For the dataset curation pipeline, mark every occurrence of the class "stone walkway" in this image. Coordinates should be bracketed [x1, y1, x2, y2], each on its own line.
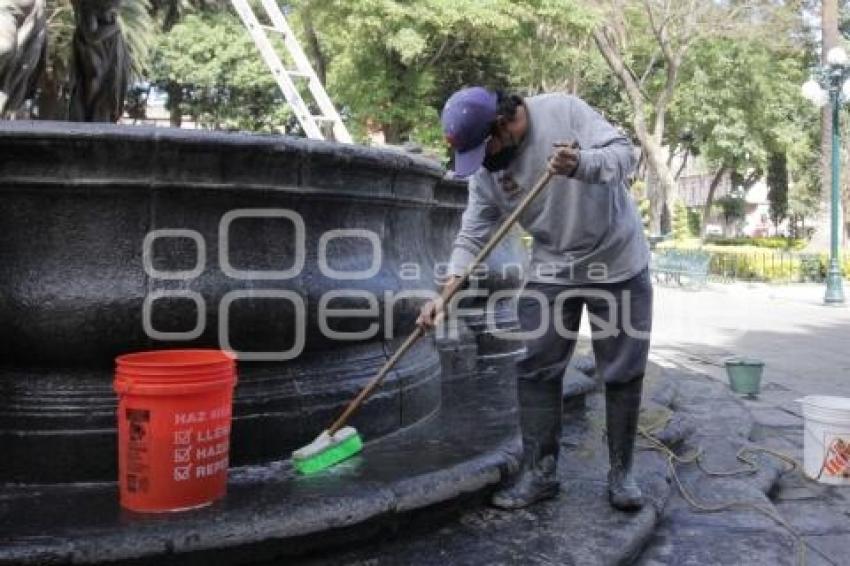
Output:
[299, 354, 850, 566]
[644, 282, 850, 566]
[650, 282, 850, 398]
[639, 359, 850, 566]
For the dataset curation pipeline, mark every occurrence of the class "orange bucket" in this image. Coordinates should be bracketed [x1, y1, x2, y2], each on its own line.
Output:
[114, 349, 237, 513]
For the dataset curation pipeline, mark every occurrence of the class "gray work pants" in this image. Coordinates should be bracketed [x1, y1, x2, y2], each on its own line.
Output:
[515, 267, 653, 387]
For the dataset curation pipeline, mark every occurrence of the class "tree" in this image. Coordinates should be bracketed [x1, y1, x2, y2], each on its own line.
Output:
[592, 0, 706, 235]
[767, 152, 789, 234]
[150, 10, 293, 131]
[668, 35, 815, 239]
[504, 0, 599, 95]
[716, 193, 747, 236]
[591, 0, 801, 235]
[298, 1, 597, 148]
[148, 0, 227, 126]
[300, 1, 521, 146]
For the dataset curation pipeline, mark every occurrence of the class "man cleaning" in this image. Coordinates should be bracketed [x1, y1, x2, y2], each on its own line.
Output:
[417, 87, 652, 511]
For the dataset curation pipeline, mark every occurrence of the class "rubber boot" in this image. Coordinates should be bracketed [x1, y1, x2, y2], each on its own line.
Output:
[605, 375, 644, 511]
[491, 372, 562, 510]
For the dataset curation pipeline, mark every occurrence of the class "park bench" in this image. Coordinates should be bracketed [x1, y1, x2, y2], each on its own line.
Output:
[650, 250, 711, 288]
[798, 253, 822, 282]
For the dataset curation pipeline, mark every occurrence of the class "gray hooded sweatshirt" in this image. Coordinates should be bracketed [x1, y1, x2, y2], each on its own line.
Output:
[447, 93, 650, 285]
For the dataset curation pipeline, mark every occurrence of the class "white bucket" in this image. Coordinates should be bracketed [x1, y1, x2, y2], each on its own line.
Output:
[797, 396, 850, 485]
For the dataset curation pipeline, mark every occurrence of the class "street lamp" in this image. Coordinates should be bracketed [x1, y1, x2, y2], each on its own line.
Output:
[801, 45, 847, 305]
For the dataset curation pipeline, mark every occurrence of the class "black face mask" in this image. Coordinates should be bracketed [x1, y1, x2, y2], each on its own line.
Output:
[483, 144, 518, 172]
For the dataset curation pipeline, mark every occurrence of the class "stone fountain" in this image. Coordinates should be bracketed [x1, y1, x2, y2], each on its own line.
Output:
[0, 121, 529, 564]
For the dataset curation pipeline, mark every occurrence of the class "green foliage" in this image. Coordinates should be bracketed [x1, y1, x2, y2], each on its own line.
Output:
[302, 0, 515, 146]
[149, 1, 228, 31]
[710, 252, 850, 282]
[300, 0, 597, 149]
[767, 152, 789, 228]
[686, 208, 701, 238]
[150, 11, 293, 131]
[672, 200, 689, 241]
[660, 247, 850, 282]
[671, 38, 815, 173]
[667, 34, 820, 222]
[637, 197, 651, 234]
[715, 195, 746, 222]
[117, 0, 156, 79]
[709, 251, 800, 281]
[506, 1, 600, 92]
[44, 1, 76, 92]
[705, 236, 807, 250]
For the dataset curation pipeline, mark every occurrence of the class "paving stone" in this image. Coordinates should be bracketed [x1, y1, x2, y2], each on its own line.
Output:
[799, 550, 840, 566]
[637, 525, 798, 566]
[634, 366, 810, 566]
[773, 500, 850, 536]
[563, 367, 598, 399]
[303, 364, 811, 566]
[571, 354, 597, 377]
[773, 485, 832, 502]
[749, 407, 803, 428]
[802, 533, 850, 566]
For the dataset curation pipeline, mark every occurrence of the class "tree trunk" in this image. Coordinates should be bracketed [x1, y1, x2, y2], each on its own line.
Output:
[593, 27, 678, 235]
[302, 6, 327, 86]
[701, 166, 727, 240]
[641, 139, 678, 235]
[36, 71, 63, 120]
[167, 81, 182, 128]
[674, 150, 689, 180]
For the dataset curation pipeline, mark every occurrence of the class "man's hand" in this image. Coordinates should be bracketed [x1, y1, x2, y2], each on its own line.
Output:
[548, 141, 581, 176]
[416, 297, 446, 330]
[416, 276, 462, 330]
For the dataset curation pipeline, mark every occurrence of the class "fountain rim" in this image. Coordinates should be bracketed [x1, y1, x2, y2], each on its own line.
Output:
[0, 120, 448, 179]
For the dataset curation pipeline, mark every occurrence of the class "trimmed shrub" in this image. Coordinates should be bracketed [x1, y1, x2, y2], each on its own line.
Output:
[705, 236, 806, 250]
[672, 200, 689, 242]
[659, 245, 849, 282]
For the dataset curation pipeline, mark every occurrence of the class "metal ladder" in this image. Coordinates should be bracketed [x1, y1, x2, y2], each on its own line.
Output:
[230, 0, 352, 143]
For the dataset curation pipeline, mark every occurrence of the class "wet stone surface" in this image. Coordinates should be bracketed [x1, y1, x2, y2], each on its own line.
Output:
[297, 363, 679, 566]
[299, 365, 850, 566]
[0, 361, 520, 565]
[5, 357, 849, 565]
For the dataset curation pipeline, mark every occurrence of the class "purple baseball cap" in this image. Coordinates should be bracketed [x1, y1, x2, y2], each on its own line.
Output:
[441, 87, 498, 177]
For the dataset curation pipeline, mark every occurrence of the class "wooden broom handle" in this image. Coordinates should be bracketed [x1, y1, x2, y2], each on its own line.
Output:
[328, 169, 556, 435]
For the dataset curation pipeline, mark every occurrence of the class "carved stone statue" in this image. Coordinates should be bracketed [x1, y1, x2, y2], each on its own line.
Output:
[0, 0, 47, 116]
[68, 0, 128, 122]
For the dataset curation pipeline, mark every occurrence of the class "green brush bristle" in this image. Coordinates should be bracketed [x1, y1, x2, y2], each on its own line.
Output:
[293, 431, 363, 474]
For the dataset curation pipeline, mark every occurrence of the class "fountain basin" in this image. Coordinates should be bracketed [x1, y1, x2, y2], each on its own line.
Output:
[0, 122, 520, 483]
[0, 121, 532, 564]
